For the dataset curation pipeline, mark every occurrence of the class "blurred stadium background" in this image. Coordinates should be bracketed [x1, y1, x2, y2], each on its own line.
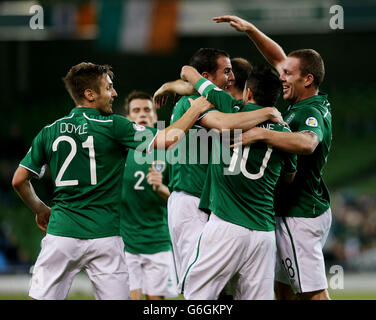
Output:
[0, 0, 375, 299]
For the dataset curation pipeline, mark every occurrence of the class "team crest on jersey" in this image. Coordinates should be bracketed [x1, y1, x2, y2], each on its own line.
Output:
[133, 123, 146, 131]
[305, 117, 318, 127]
[152, 160, 166, 173]
[285, 113, 295, 124]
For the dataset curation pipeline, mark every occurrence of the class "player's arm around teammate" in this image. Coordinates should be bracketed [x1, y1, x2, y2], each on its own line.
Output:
[214, 15, 332, 301]
[153, 66, 285, 133]
[180, 65, 286, 131]
[11, 63, 210, 300]
[212, 15, 319, 155]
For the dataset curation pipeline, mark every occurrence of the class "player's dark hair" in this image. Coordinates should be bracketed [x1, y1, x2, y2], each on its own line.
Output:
[246, 65, 282, 107]
[231, 57, 253, 92]
[288, 49, 325, 88]
[124, 90, 154, 115]
[189, 48, 230, 75]
[63, 62, 114, 104]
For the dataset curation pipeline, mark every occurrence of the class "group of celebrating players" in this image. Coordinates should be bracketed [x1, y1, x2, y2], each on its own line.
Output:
[12, 16, 332, 300]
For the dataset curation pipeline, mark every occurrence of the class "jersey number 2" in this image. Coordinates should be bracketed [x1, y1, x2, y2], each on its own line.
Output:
[52, 135, 97, 186]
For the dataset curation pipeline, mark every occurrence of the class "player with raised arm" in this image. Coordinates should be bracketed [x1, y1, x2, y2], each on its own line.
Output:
[180, 64, 297, 300]
[11, 62, 212, 300]
[154, 49, 285, 291]
[120, 90, 177, 300]
[214, 15, 333, 300]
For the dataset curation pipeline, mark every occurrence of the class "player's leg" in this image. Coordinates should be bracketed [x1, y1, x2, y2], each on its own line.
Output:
[182, 214, 243, 300]
[124, 251, 144, 300]
[275, 209, 332, 300]
[236, 230, 276, 300]
[142, 251, 178, 300]
[274, 236, 296, 300]
[167, 191, 208, 290]
[85, 236, 129, 300]
[29, 234, 83, 300]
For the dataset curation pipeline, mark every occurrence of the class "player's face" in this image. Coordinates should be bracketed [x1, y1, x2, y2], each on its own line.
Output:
[208, 56, 234, 90]
[280, 57, 306, 103]
[96, 74, 117, 115]
[127, 98, 157, 127]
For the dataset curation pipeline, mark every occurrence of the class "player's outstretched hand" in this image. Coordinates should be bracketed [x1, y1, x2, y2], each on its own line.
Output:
[153, 83, 176, 109]
[35, 207, 51, 232]
[212, 15, 253, 32]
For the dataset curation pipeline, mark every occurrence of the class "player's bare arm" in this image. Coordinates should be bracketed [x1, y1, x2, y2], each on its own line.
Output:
[181, 65, 286, 130]
[199, 107, 284, 132]
[12, 166, 51, 231]
[146, 168, 170, 202]
[153, 80, 195, 108]
[212, 15, 286, 74]
[153, 96, 211, 149]
[234, 127, 319, 155]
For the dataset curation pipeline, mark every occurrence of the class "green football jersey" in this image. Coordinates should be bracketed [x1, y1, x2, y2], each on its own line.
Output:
[168, 91, 242, 198]
[20, 107, 157, 239]
[120, 148, 171, 254]
[199, 104, 297, 231]
[167, 94, 208, 197]
[275, 93, 332, 218]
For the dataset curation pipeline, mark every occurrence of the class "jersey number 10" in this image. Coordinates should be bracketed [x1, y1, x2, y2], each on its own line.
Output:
[52, 135, 97, 187]
[227, 145, 273, 179]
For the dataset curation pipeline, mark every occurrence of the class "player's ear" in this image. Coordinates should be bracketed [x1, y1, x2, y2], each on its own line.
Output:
[304, 74, 314, 87]
[201, 71, 210, 80]
[84, 88, 96, 102]
[246, 87, 253, 101]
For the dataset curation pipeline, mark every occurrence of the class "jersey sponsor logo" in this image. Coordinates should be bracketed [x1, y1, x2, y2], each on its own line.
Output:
[133, 123, 146, 131]
[305, 117, 318, 127]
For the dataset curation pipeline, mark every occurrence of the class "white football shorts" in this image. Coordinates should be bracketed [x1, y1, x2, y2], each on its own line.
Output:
[124, 250, 178, 298]
[182, 213, 276, 300]
[274, 208, 332, 294]
[29, 234, 129, 300]
[167, 190, 209, 291]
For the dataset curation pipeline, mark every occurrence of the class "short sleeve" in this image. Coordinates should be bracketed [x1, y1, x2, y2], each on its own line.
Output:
[294, 107, 324, 142]
[113, 115, 158, 153]
[194, 78, 239, 114]
[19, 129, 47, 178]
